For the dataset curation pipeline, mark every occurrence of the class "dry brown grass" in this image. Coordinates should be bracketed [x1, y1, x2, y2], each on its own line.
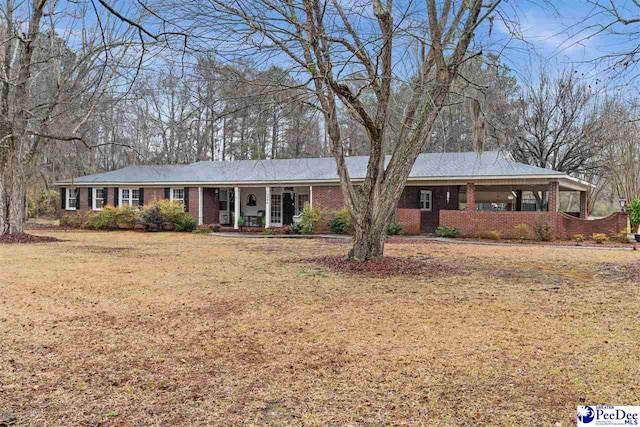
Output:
[1, 231, 639, 426]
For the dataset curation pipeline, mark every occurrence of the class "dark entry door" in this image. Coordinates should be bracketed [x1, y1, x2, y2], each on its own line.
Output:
[282, 192, 295, 225]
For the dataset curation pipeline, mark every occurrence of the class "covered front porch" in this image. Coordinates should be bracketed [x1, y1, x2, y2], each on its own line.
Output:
[199, 186, 311, 229]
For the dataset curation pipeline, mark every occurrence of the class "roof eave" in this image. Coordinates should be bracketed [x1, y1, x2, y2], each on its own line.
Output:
[54, 173, 592, 188]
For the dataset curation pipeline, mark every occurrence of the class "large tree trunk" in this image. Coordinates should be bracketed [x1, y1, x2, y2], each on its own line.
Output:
[0, 168, 7, 234]
[4, 143, 26, 234]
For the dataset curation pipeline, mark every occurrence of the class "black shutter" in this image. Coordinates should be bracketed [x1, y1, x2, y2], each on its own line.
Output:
[114, 187, 119, 207]
[416, 189, 422, 209]
[61, 188, 66, 209]
[184, 187, 189, 212]
[164, 188, 170, 199]
[103, 187, 108, 206]
[88, 187, 93, 210]
[139, 188, 144, 206]
[75, 188, 80, 209]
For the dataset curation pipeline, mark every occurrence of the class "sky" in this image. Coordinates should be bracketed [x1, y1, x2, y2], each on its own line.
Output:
[492, 0, 640, 90]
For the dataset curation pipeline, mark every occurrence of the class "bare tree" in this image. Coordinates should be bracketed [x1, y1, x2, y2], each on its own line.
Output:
[0, 0, 143, 235]
[508, 69, 604, 176]
[175, 0, 501, 260]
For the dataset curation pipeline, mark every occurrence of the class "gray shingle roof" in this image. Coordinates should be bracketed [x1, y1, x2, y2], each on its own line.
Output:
[67, 151, 564, 184]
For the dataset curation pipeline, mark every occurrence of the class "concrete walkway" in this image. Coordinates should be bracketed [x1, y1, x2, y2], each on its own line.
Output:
[208, 231, 637, 251]
[209, 232, 350, 239]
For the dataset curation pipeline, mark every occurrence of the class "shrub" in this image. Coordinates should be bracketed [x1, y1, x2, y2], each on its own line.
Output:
[261, 229, 277, 235]
[60, 213, 85, 228]
[534, 219, 552, 241]
[628, 198, 640, 232]
[85, 207, 117, 230]
[139, 204, 164, 232]
[435, 225, 461, 238]
[573, 233, 585, 243]
[28, 189, 59, 218]
[299, 205, 322, 234]
[514, 223, 530, 241]
[592, 233, 608, 244]
[175, 215, 197, 232]
[156, 199, 186, 223]
[211, 224, 221, 232]
[237, 216, 246, 230]
[192, 228, 209, 234]
[611, 228, 630, 243]
[113, 206, 139, 229]
[483, 230, 501, 240]
[387, 223, 402, 236]
[288, 223, 302, 234]
[329, 208, 352, 234]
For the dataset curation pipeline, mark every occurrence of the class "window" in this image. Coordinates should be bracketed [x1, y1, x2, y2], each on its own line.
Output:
[170, 188, 185, 205]
[247, 193, 257, 206]
[219, 189, 228, 211]
[93, 188, 105, 211]
[66, 188, 78, 210]
[120, 188, 140, 207]
[271, 193, 282, 224]
[419, 190, 432, 211]
[297, 194, 309, 215]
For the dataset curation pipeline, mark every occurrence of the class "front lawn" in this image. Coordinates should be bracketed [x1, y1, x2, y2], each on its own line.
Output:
[1, 231, 638, 425]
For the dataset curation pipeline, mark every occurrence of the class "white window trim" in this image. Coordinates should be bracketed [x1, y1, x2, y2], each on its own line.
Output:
[92, 188, 105, 211]
[420, 190, 432, 211]
[119, 188, 140, 207]
[169, 188, 185, 203]
[66, 188, 77, 211]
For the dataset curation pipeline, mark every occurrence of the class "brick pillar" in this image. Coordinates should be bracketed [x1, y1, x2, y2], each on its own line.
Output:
[579, 191, 587, 218]
[548, 181, 559, 213]
[466, 183, 476, 211]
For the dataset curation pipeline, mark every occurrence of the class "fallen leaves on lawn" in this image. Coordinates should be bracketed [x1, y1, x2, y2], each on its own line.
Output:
[0, 232, 62, 244]
[300, 254, 462, 278]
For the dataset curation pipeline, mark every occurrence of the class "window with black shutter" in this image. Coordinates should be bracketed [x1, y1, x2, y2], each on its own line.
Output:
[113, 187, 119, 206]
[183, 187, 189, 212]
[103, 188, 108, 206]
[139, 188, 145, 206]
[88, 187, 93, 209]
[75, 188, 80, 209]
[164, 188, 170, 199]
[61, 188, 66, 209]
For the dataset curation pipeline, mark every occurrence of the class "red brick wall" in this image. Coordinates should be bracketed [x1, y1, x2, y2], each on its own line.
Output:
[202, 188, 219, 224]
[144, 188, 165, 205]
[440, 210, 557, 239]
[398, 186, 459, 232]
[312, 186, 344, 210]
[395, 208, 421, 235]
[440, 210, 629, 240]
[187, 187, 199, 216]
[558, 212, 628, 239]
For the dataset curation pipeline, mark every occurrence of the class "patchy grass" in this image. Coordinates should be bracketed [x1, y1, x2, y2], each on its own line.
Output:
[1, 231, 639, 426]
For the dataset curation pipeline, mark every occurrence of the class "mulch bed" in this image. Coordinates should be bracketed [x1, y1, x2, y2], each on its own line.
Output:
[0, 233, 63, 244]
[300, 255, 462, 278]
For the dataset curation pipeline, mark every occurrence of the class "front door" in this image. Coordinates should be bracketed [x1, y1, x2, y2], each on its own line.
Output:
[282, 192, 295, 225]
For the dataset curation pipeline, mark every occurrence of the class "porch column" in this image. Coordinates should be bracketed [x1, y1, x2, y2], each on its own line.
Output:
[515, 190, 522, 211]
[265, 187, 271, 228]
[198, 187, 203, 225]
[548, 181, 559, 213]
[234, 187, 240, 229]
[579, 190, 588, 218]
[309, 185, 313, 208]
[466, 183, 476, 211]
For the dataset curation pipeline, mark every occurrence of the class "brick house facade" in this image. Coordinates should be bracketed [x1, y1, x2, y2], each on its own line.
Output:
[57, 151, 608, 238]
